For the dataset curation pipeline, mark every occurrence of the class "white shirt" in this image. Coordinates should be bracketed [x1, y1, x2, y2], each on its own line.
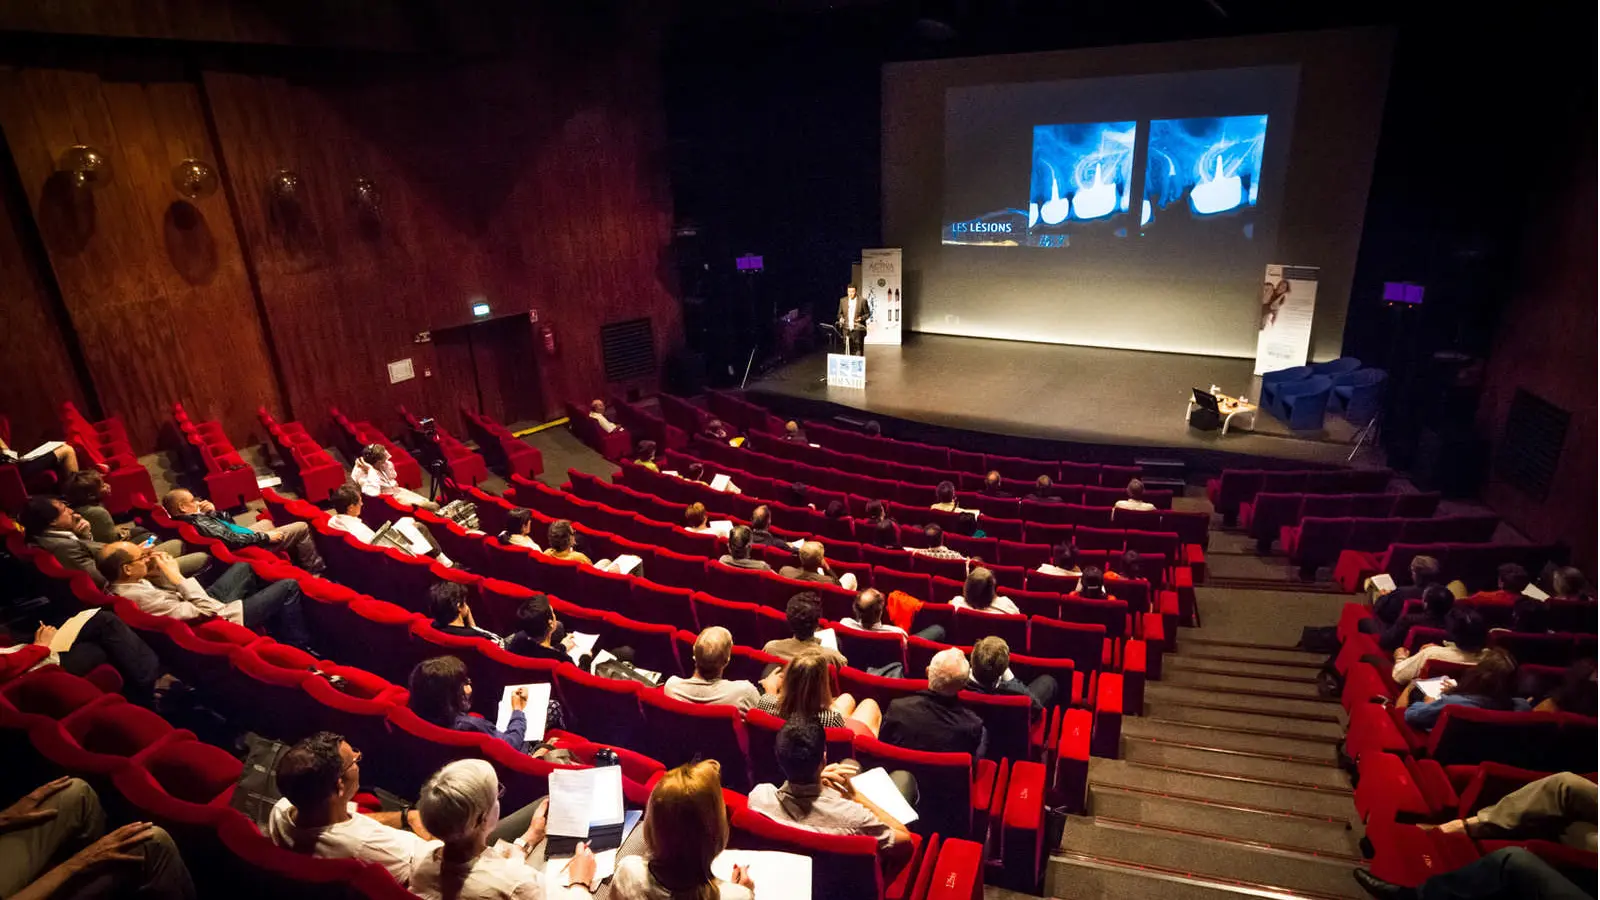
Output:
[266, 798, 435, 885]
[838, 618, 907, 636]
[110, 577, 242, 624]
[408, 841, 588, 900]
[611, 856, 753, 900]
[328, 514, 377, 544]
[1113, 499, 1156, 512]
[590, 411, 619, 434]
[1392, 643, 1489, 685]
[847, 296, 858, 325]
[352, 458, 400, 497]
[1035, 564, 1080, 577]
[951, 595, 1021, 616]
[504, 534, 541, 551]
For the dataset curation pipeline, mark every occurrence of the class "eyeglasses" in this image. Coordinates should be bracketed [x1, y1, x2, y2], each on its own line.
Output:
[342, 749, 363, 774]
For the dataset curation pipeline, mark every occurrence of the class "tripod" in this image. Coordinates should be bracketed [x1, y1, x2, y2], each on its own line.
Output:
[1348, 410, 1382, 462]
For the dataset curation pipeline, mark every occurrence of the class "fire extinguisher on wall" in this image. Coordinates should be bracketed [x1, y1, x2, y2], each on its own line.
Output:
[539, 323, 556, 355]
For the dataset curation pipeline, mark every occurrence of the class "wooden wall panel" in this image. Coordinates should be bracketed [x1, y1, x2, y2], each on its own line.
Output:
[0, 67, 283, 450]
[204, 38, 679, 440]
[0, 165, 86, 446]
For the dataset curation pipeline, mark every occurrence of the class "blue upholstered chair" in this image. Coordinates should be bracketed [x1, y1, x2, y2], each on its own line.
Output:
[1271, 375, 1333, 430]
[1312, 357, 1363, 378]
[1333, 368, 1387, 421]
[1260, 365, 1314, 411]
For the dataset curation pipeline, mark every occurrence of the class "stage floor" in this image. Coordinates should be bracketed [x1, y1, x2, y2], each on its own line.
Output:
[746, 334, 1367, 466]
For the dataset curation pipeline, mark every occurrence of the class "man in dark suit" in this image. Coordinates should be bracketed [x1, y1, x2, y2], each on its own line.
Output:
[21, 496, 107, 586]
[837, 285, 870, 356]
[881, 648, 987, 758]
[747, 505, 788, 548]
[778, 541, 857, 590]
[968, 636, 1057, 712]
[1379, 584, 1455, 653]
[1024, 475, 1062, 503]
[1369, 555, 1442, 627]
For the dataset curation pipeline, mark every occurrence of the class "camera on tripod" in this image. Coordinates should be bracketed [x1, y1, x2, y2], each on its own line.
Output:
[407, 416, 452, 504]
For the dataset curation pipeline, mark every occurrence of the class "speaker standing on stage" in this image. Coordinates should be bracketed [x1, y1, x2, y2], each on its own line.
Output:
[837, 284, 870, 356]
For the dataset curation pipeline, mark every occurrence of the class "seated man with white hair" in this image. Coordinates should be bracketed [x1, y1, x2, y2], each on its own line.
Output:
[777, 541, 858, 591]
[664, 626, 765, 712]
[879, 647, 988, 758]
[409, 758, 595, 900]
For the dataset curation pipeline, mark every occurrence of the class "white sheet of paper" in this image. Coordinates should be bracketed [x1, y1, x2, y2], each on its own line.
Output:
[497, 683, 551, 738]
[814, 628, 838, 652]
[254, 474, 283, 489]
[21, 440, 65, 461]
[1369, 573, 1397, 593]
[711, 850, 812, 900]
[566, 632, 600, 666]
[49, 608, 99, 653]
[1415, 676, 1454, 701]
[392, 518, 432, 554]
[707, 519, 734, 537]
[1522, 583, 1550, 601]
[605, 554, 643, 575]
[543, 809, 641, 889]
[787, 538, 806, 549]
[710, 473, 733, 492]
[547, 766, 626, 838]
[849, 767, 919, 825]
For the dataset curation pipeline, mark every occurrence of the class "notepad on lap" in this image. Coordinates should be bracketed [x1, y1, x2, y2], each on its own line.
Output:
[710, 473, 734, 492]
[1414, 676, 1454, 701]
[1368, 574, 1397, 593]
[815, 628, 838, 653]
[707, 519, 735, 537]
[49, 609, 99, 653]
[496, 683, 551, 738]
[711, 850, 812, 900]
[20, 441, 64, 462]
[566, 632, 600, 666]
[849, 767, 919, 825]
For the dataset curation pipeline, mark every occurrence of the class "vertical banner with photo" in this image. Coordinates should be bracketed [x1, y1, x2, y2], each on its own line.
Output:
[1254, 264, 1319, 375]
[861, 248, 904, 345]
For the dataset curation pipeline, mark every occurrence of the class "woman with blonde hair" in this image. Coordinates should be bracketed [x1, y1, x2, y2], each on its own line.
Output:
[612, 760, 754, 899]
[755, 650, 881, 738]
[408, 759, 594, 899]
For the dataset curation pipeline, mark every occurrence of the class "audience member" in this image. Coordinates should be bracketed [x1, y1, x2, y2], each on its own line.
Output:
[747, 505, 785, 548]
[980, 470, 1010, 498]
[0, 776, 196, 900]
[631, 439, 658, 472]
[22, 495, 204, 587]
[871, 518, 902, 549]
[504, 594, 575, 664]
[544, 520, 593, 565]
[1353, 845, 1589, 900]
[1037, 542, 1082, 578]
[863, 420, 881, 438]
[717, 525, 772, 571]
[930, 481, 960, 513]
[968, 636, 1058, 712]
[781, 420, 808, 444]
[757, 651, 881, 737]
[762, 593, 848, 666]
[907, 523, 964, 561]
[1370, 555, 1442, 627]
[1025, 476, 1060, 503]
[1533, 660, 1597, 717]
[1379, 585, 1456, 653]
[952, 511, 985, 539]
[880, 648, 987, 757]
[429, 582, 501, 644]
[839, 588, 947, 643]
[612, 760, 754, 900]
[100, 540, 312, 652]
[1072, 567, 1108, 600]
[62, 470, 146, 544]
[1502, 597, 1552, 634]
[497, 508, 539, 550]
[664, 627, 763, 712]
[1392, 607, 1490, 685]
[326, 483, 378, 543]
[860, 500, 887, 527]
[1112, 478, 1155, 513]
[589, 399, 621, 434]
[1399, 648, 1528, 731]
[269, 732, 436, 883]
[1107, 549, 1142, 582]
[1550, 566, 1590, 603]
[824, 499, 848, 521]
[1468, 563, 1530, 606]
[163, 488, 325, 574]
[747, 719, 912, 861]
[0, 612, 167, 708]
[702, 419, 736, 443]
[409, 759, 594, 900]
[778, 541, 858, 591]
[409, 656, 534, 754]
[951, 567, 1020, 615]
[352, 443, 437, 511]
[683, 502, 714, 534]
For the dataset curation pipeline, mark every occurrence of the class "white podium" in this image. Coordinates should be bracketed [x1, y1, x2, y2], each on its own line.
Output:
[826, 353, 866, 389]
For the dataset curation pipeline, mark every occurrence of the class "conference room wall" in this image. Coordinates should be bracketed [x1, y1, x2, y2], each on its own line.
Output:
[0, 12, 680, 451]
[883, 27, 1392, 361]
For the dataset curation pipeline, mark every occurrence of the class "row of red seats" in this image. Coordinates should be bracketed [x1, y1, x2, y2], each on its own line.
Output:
[1241, 490, 1442, 550]
[708, 390, 1144, 487]
[1333, 541, 1569, 594]
[398, 404, 488, 486]
[1207, 466, 1394, 524]
[258, 407, 347, 503]
[172, 402, 261, 510]
[458, 407, 545, 480]
[1282, 514, 1502, 575]
[60, 401, 155, 515]
[563, 399, 633, 459]
[328, 407, 423, 490]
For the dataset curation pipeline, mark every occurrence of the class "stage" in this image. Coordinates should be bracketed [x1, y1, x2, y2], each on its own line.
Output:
[746, 334, 1371, 468]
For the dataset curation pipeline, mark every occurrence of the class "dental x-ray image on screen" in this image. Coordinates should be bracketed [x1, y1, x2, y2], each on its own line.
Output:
[1026, 121, 1136, 247]
[1142, 114, 1268, 236]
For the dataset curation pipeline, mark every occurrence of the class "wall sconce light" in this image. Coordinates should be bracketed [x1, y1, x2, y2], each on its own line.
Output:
[268, 169, 301, 203]
[58, 145, 111, 189]
[352, 178, 381, 218]
[171, 158, 219, 199]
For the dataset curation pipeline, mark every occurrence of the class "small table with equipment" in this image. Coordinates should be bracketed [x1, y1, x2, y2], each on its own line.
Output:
[1186, 386, 1257, 435]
